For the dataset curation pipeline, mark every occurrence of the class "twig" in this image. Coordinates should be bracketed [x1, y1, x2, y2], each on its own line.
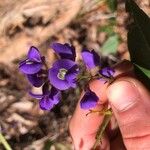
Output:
[0, 132, 12, 150]
[93, 108, 112, 149]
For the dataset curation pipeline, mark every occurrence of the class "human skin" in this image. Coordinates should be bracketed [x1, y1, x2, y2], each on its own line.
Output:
[69, 61, 150, 150]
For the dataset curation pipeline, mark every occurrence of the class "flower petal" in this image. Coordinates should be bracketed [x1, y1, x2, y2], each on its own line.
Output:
[92, 50, 101, 67]
[27, 73, 44, 87]
[48, 68, 70, 90]
[65, 65, 78, 88]
[39, 96, 54, 110]
[19, 61, 42, 74]
[28, 46, 41, 62]
[51, 43, 76, 60]
[29, 91, 43, 99]
[52, 59, 76, 70]
[99, 67, 115, 78]
[49, 87, 61, 105]
[80, 89, 98, 109]
[81, 49, 100, 69]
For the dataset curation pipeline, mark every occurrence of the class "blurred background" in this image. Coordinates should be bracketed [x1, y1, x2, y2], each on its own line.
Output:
[0, 0, 149, 149]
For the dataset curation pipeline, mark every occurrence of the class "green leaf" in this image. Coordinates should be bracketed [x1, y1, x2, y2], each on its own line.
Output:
[43, 140, 54, 150]
[98, 19, 116, 36]
[134, 64, 150, 78]
[126, 0, 150, 70]
[106, 0, 117, 12]
[101, 34, 118, 54]
[99, 25, 114, 36]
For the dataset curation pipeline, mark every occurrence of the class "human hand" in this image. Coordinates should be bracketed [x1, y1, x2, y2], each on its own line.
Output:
[69, 61, 150, 150]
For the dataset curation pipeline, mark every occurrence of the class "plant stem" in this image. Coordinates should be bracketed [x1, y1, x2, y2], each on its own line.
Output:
[77, 74, 91, 82]
[93, 108, 112, 149]
[0, 133, 12, 150]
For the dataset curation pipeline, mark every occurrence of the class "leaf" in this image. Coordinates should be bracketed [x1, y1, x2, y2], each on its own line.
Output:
[134, 64, 150, 78]
[101, 34, 118, 54]
[106, 0, 117, 12]
[134, 65, 150, 89]
[98, 19, 116, 36]
[126, 0, 150, 70]
[43, 140, 54, 150]
[99, 25, 114, 36]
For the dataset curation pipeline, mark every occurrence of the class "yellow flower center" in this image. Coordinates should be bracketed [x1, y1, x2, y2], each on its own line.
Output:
[57, 68, 68, 80]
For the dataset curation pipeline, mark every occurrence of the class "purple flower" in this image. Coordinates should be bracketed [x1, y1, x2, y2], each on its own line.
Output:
[51, 43, 76, 61]
[26, 70, 46, 87]
[48, 59, 79, 90]
[30, 85, 61, 110]
[81, 49, 100, 69]
[99, 67, 115, 78]
[80, 88, 99, 109]
[19, 46, 44, 74]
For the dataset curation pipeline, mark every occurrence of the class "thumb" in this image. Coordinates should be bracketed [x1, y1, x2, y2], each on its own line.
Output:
[107, 77, 150, 149]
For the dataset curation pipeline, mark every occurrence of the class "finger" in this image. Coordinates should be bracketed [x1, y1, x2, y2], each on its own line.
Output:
[107, 77, 150, 149]
[69, 60, 133, 150]
[69, 79, 110, 150]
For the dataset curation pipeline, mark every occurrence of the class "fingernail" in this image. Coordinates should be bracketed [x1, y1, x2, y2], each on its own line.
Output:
[107, 81, 140, 112]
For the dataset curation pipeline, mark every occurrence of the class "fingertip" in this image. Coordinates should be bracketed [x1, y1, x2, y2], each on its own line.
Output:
[89, 79, 108, 104]
[107, 80, 140, 112]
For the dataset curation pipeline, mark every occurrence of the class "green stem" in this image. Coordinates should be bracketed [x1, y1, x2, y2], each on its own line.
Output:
[77, 75, 91, 81]
[93, 109, 112, 149]
[0, 133, 12, 150]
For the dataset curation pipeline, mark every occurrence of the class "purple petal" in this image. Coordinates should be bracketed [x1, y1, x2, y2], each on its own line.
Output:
[52, 59, 76, 70]
[99, 67, 115, 78]
[28, 46, 41, 62]
[67, 64, 79, 75]
[19, 60, 42, 74]
[65, 67, 78, 88]
[66, 74, 77, 87]
[48, 59, 78, 90]
[80, 89, 98, 109]
[29, 91, 43, 99]
[19, 59, 27, 66]
[92, 50, 101, 67]
[51, 43, 76, 60]
[81, 49, 100, 69]
[48, 68, 70, 90]
[49, 87, 61, 105]
[39, 96, 54, 110]
[27, 73, 44, 87]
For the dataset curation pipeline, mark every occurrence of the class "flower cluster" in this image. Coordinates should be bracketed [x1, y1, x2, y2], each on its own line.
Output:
[19, 43, 115, 110]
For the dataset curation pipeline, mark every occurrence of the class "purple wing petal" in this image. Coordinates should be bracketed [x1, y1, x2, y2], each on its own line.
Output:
[66, 74, 77, 88]
[52, 59, 76, 70]
[27, 73, 44, 87]
[81, 49, 100, 69]
[48, 68, 70, 90]
[80, 89, 98, 109]
[92, 50, 101, 67]
[49, 87, 61, 105]
[99, 67, 115, 78]
[65, 65, 79, 88]
[51, 43, 76, 60]
[39, 97, 54, 110]
[28, 46, 41, 62]
[29, 91, 43, 99]
[19, 61, 42, 74]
